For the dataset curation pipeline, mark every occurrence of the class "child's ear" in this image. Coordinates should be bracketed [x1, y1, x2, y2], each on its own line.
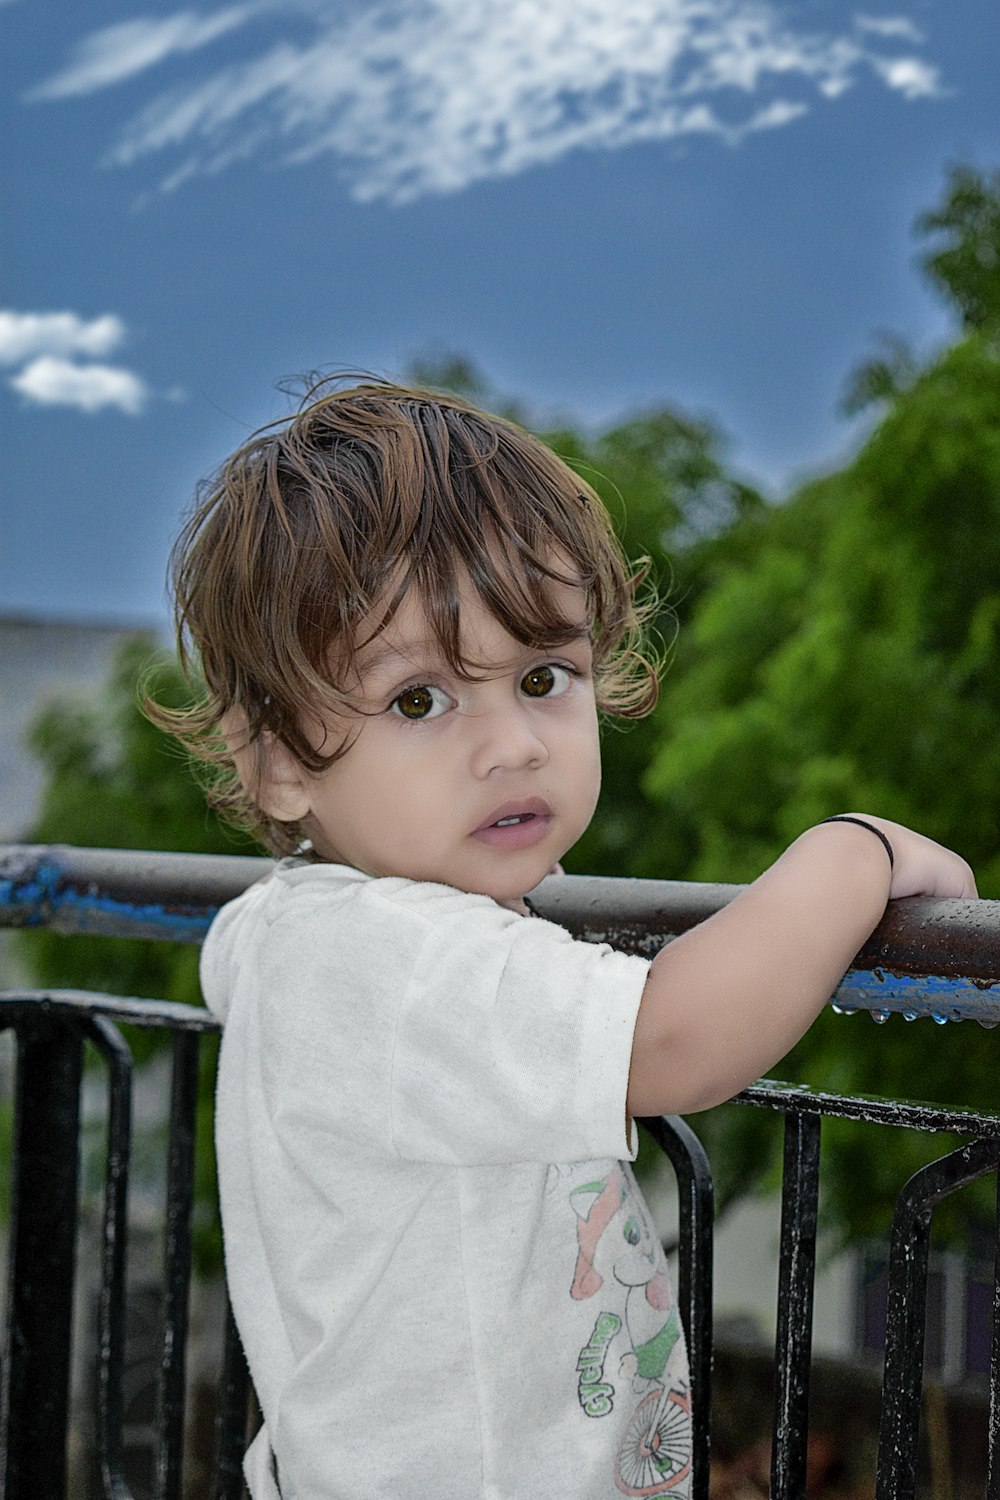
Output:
[253, 734, 313, 823]
[221, 708, 312, 824]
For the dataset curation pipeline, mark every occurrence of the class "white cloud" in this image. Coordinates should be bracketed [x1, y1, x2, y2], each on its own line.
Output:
[1, 309, 151, 414]
[9, 356, 150, 414]
[29, 0, 948, 204]
[871, 54, 943, 99]
[29, 7, 259, 100]
[0, 309, 125, 365]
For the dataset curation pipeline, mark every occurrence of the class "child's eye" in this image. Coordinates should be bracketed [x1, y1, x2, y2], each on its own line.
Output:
[520, 663, 573, 699]
[390, 684, 453, 721]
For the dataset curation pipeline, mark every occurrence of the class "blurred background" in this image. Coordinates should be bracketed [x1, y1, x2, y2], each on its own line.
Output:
[4, 1, 1000, 1494]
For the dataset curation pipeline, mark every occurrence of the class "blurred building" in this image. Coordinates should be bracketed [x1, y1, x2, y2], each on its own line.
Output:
[0, 613, 161, 842]
[0, 612, 160, 989]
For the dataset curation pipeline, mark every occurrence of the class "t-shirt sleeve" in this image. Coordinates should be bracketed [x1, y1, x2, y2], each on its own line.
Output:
[388, 900, 649, 1166]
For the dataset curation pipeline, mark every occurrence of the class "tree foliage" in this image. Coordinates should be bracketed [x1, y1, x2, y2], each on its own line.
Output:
[918, 163, 1000, 334]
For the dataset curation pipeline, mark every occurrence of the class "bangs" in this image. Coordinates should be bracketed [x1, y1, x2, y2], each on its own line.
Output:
[345, 538, 596, 691]
[323, 398, 614, 689]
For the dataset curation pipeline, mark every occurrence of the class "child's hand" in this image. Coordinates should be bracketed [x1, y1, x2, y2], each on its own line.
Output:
[827, 815, 978, 901]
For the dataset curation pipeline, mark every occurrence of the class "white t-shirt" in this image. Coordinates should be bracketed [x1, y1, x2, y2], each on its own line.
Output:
[200, 859, 692, 1499]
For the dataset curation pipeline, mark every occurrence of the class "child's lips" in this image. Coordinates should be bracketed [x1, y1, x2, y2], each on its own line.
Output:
[471, 798, 554, 849]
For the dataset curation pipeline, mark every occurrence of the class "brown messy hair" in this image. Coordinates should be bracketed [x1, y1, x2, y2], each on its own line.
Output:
[149, 376, 662, 855]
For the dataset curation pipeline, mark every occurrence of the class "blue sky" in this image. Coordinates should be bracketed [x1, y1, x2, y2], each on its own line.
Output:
[4, 0, 998, 625]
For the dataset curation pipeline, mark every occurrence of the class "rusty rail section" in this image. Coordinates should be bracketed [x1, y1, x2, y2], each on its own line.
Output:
[2, 844, 1000, 1499]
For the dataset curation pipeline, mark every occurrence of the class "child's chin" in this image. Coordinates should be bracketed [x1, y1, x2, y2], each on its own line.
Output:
[469, 877, 535, 906]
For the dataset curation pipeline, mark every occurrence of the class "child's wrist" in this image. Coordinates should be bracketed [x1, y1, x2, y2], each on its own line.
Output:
[816, 815, 894, 872]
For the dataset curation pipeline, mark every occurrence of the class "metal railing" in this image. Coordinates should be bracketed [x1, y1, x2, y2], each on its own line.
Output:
[1, 843, 999, 1500]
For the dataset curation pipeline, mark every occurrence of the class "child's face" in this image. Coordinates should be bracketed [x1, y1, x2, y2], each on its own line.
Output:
[268, 570, 602, 903]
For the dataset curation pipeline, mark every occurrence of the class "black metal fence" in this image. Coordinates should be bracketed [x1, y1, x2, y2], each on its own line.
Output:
[1, 843, 999, 1499]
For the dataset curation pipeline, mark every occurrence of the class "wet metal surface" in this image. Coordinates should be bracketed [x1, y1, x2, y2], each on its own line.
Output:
[875, 1137, 1000, 1500]
[739, 1077, 1000, 1137]
[771, 1112, 821, 1500]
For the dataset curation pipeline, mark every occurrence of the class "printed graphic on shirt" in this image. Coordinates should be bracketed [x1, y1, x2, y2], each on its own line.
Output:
[568, 1168, 692, 1497]
[577, 1311, 621, 1417]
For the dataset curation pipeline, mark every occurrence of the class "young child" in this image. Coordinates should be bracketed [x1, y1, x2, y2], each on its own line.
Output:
[159, 378, 976, 1500]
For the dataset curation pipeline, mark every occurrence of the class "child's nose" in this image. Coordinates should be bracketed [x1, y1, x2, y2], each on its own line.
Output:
[471, 701, 549, 777]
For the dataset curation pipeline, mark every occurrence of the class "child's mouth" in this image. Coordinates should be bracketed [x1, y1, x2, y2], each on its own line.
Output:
[472, 800, 553, 850]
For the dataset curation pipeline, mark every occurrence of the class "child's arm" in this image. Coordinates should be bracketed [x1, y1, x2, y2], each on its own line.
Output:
[626, 817, 977, 1117]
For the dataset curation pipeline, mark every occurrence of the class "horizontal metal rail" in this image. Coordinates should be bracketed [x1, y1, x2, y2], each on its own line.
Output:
[3, 842, 1000, 1022]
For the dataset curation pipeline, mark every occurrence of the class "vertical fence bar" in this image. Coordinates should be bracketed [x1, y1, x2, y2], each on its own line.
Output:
[1, 1013, 83, 1500]
[156, 1030, 200, 1500]
[770, 1109, 821, 1500]
[983, 1170, 1000, 1500]
[86, 1015, 137, 1500]
[642, 1113, 715, 1500]
[877, 1162, 936, 1500]
[877, 1137, 1000, 1500]
[989, 1170, 1000, 1500]
[214, 1297, 252, 1500]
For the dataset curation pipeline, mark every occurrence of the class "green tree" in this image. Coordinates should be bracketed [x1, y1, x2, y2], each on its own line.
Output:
[648, 335, 1000, 890]
[918, 163, 1000, 335]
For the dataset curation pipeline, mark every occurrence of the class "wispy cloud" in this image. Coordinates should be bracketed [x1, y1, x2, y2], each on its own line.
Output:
[2, 309, 150, 414]
[854, 14, 925, 45]
[29, 2, 946, 205]
[27, 7, 259, 100]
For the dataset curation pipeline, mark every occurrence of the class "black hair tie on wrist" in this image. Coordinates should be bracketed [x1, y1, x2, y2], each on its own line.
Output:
[818, 815, 894, 871]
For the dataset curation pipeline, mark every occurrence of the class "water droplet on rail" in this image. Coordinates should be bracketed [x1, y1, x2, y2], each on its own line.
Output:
[931, 1011, 948, 1025]
[871, 1009, 890, 1025]
[902, 1009, 918, 1022]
